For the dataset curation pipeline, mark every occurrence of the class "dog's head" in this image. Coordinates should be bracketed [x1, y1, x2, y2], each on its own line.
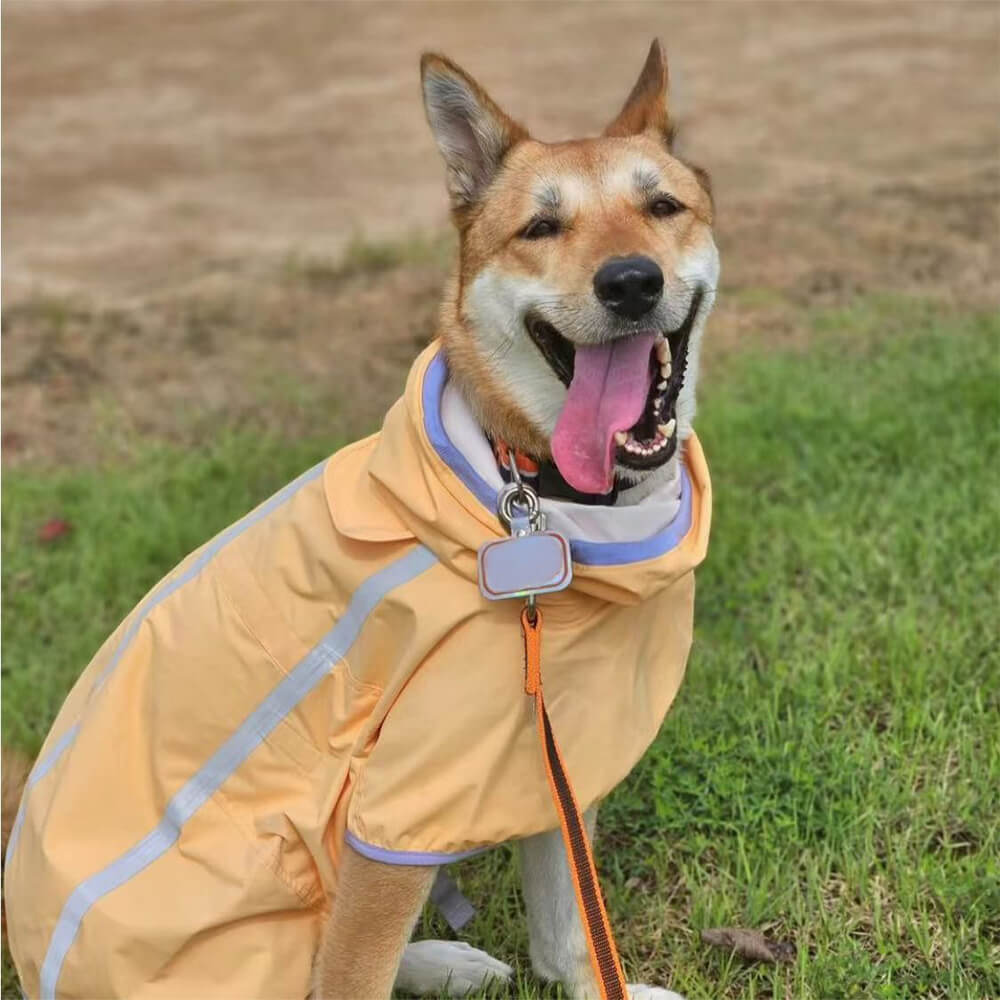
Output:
[422, 41, 718, 499]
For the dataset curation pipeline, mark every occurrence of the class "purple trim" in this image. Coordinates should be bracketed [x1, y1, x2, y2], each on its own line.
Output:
[422, 351, 694, 567]
[422, 352, 499, 513]
[345, 829, 491, 866]
[569, 469, 692, 565]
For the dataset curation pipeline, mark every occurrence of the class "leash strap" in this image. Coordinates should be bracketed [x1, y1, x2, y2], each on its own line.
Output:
[520, 606, 628, 1000]
[429, 869, 477, 931]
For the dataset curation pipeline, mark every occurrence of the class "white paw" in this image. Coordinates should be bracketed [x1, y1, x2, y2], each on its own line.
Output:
[627, 986, 687, 1000]
[396, 940, 514, 996]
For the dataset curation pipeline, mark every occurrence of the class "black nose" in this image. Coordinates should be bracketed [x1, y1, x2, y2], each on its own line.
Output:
[593, 255, 664, 321]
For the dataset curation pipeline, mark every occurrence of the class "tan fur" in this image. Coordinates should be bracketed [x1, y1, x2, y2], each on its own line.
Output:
[312, 844, 437, 999]
[437, 268, 556, 457]
[604, 39, 673, 142]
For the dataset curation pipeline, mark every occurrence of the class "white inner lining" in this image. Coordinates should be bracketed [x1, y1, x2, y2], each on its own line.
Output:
[441, 382, 682, 545]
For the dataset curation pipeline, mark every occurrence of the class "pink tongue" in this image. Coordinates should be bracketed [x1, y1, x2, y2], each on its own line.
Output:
[551, 333, 656, 494]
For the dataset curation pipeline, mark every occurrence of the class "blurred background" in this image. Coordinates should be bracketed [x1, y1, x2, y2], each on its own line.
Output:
[3, 3, 998, 997]
[3, 0, 997, 462]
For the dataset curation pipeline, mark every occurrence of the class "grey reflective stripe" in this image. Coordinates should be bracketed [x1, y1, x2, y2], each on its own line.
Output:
[5, 461, 325, 869]
[4, 723, 80, 866]
[39, 544, 437, 999]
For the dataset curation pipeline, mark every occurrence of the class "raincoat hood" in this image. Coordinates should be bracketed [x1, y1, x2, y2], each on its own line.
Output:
[331, 341, 711, 604]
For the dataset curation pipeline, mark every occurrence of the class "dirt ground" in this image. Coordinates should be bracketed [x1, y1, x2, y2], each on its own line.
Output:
[3, 0, 998, 464]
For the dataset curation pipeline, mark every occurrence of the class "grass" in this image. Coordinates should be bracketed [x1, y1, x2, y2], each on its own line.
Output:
[3, 297, 998, 998]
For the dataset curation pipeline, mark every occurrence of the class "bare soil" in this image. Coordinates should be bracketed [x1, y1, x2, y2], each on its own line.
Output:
[3, 0, 998, 464]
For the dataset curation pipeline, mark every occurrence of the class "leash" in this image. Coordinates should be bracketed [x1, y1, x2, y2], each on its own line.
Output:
[477, 461, 628, 1000]
[521, 605, 628, 1000]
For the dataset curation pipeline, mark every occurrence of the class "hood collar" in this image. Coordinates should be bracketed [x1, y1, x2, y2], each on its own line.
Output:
[329, 342, 711, 604]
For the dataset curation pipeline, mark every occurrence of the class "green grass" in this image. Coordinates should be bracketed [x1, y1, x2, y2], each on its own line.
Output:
[3, 298, 998, 998]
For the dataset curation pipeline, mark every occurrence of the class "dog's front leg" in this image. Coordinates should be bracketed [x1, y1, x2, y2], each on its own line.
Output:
[313, 842, 436, 1000]
[313, 842, 513, 999]
[519, 804, 687, 1000]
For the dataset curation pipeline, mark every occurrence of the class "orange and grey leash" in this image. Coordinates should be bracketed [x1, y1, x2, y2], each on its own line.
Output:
[521, 604, 628, 1000]
[477, 462, 627, 1000]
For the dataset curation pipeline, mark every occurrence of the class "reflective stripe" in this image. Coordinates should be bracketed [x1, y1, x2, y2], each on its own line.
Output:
[39, 544, 437, 999]
[344, 829, 490, 866]
[5, 461, 325, 867]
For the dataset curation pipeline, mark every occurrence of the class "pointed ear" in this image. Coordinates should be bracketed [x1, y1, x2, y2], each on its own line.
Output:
[604, 39, 673, 145]
[421, 54, 529, 212]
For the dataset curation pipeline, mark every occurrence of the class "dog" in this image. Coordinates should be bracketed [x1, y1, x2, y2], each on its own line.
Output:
[3, 40, 716, 1000]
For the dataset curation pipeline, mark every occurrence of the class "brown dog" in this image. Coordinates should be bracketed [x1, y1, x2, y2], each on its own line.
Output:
[312, 41, 715, 999]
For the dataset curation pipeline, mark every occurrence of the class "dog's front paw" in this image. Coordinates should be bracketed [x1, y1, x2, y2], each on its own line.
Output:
[396, 940, 513, 996]
[627, 986, 687, 1000]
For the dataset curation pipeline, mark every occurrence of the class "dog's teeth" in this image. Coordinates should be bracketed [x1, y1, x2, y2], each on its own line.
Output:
[657, 379, 668, 390]
[653, 397, 663, 412]
[661, 361, 672, 379]
[656, 341, 670, 363]
[614, 431, 628, 446]
[658, 418, 676, 439]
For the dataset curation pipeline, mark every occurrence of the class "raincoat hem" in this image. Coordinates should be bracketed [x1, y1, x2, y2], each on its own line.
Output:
[343, 830, 492, 866]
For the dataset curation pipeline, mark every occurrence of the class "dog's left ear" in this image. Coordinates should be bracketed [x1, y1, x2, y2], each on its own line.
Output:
[421, 54, 529, 213]
[604, 39, 673, 147]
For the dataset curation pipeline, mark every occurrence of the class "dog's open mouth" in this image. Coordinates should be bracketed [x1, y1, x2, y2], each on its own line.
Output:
[526, 289, 702, 491]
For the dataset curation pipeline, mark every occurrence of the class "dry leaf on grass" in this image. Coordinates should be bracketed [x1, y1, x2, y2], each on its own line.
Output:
[701, 927, 796, 964]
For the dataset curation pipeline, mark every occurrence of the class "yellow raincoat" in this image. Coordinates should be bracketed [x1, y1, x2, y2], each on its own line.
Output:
[5, 341, 711, 999]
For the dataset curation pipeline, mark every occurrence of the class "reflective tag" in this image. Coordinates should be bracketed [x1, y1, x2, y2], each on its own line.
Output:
[477, 530, 573, 601]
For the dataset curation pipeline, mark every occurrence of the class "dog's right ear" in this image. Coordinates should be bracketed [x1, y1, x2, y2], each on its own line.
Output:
[421, 54, 528, 212]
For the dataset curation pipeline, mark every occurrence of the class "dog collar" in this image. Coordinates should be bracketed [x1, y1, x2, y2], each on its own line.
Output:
[491, 438, 630, 506]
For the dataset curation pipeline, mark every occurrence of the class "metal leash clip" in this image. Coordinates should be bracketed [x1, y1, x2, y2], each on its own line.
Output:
[477, 459, 573, 606]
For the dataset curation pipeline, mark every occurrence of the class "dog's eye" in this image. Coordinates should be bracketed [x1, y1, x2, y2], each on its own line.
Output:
[520, 217, 561, 240]
[649, 196, 685, 219]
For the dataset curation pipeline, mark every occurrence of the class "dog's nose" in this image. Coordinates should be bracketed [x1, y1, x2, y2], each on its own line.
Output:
[593, 256, 664, 321]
